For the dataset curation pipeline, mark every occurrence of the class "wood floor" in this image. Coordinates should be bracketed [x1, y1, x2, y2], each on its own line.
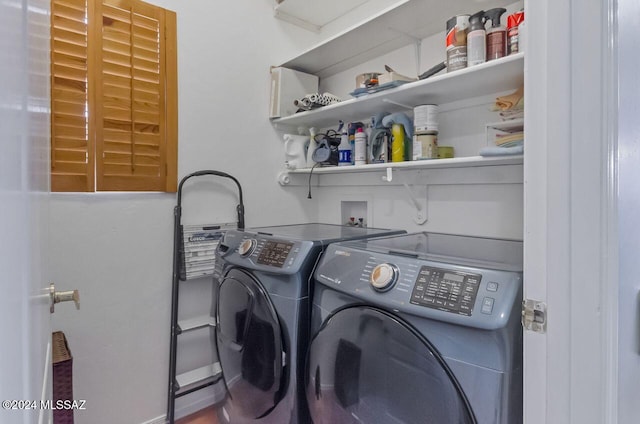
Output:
[175, 405, 218, 424]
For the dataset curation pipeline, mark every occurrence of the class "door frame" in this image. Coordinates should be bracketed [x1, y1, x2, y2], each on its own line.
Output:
[523, 0, 617, 422]
[0, 0, 52, 423]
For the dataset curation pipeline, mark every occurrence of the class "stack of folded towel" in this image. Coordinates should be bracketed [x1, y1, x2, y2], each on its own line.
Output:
[480, 86, 524, 156]
[494, 85, 524, 121]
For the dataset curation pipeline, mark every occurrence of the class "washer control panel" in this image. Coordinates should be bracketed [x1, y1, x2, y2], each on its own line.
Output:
[257, 240, 294, 267]
[410, 266, 481, 316]
[314, 243, 523, 329]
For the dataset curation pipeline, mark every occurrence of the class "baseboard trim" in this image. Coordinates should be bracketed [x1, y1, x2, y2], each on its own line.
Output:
[140, 381, 225, 424]
[140, 416, 166, 424]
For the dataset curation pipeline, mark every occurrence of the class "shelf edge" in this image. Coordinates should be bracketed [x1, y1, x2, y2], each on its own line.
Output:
[285, 155, 524, 175]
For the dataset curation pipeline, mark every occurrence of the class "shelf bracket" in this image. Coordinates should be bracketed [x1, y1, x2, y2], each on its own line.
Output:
[387, 28, 422, 74]
[273, 9, 321, 33]
[414, 40, 422, 77]
[278, 171, 291, 185]
[403, 182, 428, 225]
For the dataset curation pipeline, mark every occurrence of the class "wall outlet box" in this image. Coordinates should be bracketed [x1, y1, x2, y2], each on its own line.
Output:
[270, 66, 319, 119]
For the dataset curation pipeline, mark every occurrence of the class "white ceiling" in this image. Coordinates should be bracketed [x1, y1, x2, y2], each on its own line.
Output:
[274, 0, 370, 28]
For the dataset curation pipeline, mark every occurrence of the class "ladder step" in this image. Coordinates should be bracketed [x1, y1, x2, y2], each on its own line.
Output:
[177, 315, 216, 333]
[175, 362, 222, 392]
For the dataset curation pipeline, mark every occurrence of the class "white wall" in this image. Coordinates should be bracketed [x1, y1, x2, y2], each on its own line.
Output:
[49, 1, 321, 423]
[49, 0, 524, 423]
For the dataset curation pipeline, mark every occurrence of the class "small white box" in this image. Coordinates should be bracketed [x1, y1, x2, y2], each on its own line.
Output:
[377, 71, 416, 85]
[270, 66, 319, 119]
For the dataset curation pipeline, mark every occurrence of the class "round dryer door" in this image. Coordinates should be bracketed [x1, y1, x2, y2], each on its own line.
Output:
[306, 306, 476, 424]
[216, 268, 286, 419]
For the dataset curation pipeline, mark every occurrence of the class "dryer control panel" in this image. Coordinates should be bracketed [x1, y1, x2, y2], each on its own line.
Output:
[257, 240, 294, 267]
[217, 230, 315, 275]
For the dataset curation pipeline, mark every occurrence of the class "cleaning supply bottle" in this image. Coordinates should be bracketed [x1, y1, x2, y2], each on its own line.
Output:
[507, 9, 525, 55]
[338, 130, 351, 166]
[485, 8, 507, 61]
[354, 127, 367, 166]
[391, 123, 405, 162]
[347, 122, 363, 165]
[467, 11, 486, 67]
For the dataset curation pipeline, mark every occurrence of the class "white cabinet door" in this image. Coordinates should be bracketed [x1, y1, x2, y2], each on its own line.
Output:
[525, 0, 615, 422]
[0, 0, 52, 423]
[617, 0, 640, 421]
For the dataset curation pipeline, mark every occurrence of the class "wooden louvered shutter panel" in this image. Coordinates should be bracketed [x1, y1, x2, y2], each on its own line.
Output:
[51, 0, 94, 192]
[95, 0, 176, 191]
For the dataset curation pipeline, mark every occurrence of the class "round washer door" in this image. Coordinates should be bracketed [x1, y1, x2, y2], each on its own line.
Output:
[216, 268, 285, 419]
[306, 306, 476, 424]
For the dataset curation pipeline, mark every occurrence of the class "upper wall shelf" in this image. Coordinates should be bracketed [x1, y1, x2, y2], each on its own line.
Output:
[272, 53, 524, 130]
[278, 0, 517, 78]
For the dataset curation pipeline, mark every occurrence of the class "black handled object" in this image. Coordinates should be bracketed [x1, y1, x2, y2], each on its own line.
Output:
[176, 170, 245, 230]
[419, 61, 446, 80]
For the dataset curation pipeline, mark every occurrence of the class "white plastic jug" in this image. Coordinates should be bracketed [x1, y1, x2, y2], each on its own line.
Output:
[283, 134, 309, 170]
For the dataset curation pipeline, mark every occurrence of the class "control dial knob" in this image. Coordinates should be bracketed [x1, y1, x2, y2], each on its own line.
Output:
[370, 263, 398, 292]
[238, 239, 256, 257]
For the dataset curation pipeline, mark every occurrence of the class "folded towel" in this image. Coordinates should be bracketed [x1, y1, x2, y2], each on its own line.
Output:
[495, 86, 524, 111]
[479, 145, 524, 156]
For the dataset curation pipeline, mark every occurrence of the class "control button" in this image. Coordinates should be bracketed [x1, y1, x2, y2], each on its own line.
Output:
[370, 263, 398, 292]
[481, 297, 495, 314]
[238, 239, 256, 257]
[487, 282, 499, 292]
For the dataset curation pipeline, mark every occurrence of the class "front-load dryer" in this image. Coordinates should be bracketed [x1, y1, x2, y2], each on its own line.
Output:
[306, 232, 523, 424]
[213, 224, 405, 424]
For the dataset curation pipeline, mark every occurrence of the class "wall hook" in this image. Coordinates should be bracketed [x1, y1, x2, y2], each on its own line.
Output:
[381, 167, 393, 182]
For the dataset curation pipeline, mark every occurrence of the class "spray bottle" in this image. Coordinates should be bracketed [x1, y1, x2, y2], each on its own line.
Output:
[485, 8, 507, 61]
[467, 11, 486, 67]
[338, 130, 351, 166]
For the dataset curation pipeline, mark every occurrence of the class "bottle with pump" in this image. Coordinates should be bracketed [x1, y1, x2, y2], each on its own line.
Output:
[467, 11, 486, 67]
[485, 8, 507, 61]
[354, 127, 367, 166]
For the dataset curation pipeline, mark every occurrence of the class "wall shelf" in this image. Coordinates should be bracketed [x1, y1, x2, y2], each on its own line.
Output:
[278, 0, 517, 78]
[272, 53, 524, 130]
[286, 155, 523, 175]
